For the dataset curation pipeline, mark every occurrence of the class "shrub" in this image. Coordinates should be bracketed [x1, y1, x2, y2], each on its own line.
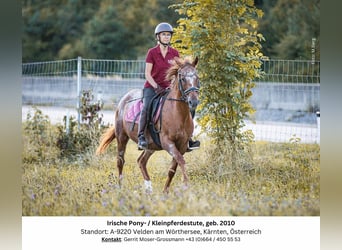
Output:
[56, 89, 107, 162]
[22, 107, 58, 164]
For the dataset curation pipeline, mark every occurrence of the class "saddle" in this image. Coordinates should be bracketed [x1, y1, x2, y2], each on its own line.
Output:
[124, 91, 170, 148]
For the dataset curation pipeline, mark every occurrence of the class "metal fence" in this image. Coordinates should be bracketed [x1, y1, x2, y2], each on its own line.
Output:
[261, 59, 320, 83]
[22, 57, 320, 143]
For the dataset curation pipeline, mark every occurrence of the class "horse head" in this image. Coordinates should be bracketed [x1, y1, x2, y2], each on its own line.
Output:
[167, 56, 200, 110]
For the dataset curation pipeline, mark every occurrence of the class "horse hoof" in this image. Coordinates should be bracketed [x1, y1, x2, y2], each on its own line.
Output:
[144, 180, 153, 194]
[182, 184, 189, 191]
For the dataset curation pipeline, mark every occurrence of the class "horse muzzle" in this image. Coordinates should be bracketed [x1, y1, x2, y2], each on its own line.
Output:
[187, 95, 199, 110]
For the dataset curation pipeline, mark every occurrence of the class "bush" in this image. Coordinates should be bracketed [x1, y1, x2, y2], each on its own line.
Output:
[23, 90, 108, 164]
[56, 89, 107, 162]
[22, 107, 59, 164]
[56, 116, 105, 162]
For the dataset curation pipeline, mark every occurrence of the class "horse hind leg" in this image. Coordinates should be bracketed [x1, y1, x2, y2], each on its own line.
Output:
[116, 134, 129, 186]
[137, 150, 154, 193]
[162, 142, 189, 190]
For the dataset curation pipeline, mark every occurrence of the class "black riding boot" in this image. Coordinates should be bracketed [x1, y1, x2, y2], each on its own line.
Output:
[137, 107, 148, 150]
[138, 88, 155, 150]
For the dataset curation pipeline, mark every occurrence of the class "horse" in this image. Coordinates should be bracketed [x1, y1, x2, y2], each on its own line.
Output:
[96, 56, 200, 193]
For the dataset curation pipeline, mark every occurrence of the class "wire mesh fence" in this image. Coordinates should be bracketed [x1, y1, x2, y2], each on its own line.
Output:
[22, 57, 145, 107]
[22, 57, 320, 143]
[261, 59, 320, 83]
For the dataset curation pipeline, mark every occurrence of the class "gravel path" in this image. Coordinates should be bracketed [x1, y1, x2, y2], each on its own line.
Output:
[22, 105, 320, 144]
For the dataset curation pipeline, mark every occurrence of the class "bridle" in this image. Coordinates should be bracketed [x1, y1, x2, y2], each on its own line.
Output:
[168, 65, 200, 103]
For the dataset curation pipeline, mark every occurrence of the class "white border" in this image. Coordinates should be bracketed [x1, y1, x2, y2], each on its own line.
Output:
[22, 216, 319, 250]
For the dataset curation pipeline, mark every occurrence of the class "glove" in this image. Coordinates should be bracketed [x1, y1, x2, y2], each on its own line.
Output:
[154, 85, 165, 95]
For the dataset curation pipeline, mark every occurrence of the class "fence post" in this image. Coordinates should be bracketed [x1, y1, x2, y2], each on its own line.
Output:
[77, 56, 82, 128]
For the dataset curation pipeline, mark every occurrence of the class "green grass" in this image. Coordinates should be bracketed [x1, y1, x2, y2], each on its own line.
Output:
[22, 136, 320, 216]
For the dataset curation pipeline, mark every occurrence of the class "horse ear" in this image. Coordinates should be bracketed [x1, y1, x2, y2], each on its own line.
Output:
[193, 56, 199, 67]
[174, 57, 182, 66]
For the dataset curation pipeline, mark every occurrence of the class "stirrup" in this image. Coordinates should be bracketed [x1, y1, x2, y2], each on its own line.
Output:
[187, 139, 200, 151]
[138, 137, 147, 150]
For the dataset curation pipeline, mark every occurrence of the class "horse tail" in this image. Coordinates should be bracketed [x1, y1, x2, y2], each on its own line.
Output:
[96, 126, 116, 155]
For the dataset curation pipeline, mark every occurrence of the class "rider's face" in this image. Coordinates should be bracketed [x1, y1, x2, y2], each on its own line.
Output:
[159, 32, 172, 43]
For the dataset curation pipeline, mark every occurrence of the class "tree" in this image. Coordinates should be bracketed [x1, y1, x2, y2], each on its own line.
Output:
[171, 0, 265, 169]
[22, 0, 182, 61]
[22, 0, 320, 61]
[72, 0, 182, 59]
[22, 1, 62, 61]
[82, 1, 130, 59]
[56, 0, 102, 59]
[22, 0, 102, 62]
[258, 0, 320, 60]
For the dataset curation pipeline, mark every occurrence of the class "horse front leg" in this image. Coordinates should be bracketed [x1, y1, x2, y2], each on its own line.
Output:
[162, 142, 189, 190]
[163, 158, 178, 193]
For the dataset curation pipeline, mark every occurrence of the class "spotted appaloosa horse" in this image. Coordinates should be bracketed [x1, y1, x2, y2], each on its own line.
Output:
[96, 57, 200, 193]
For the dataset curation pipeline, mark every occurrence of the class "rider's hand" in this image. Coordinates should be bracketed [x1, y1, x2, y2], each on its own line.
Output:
[154, 85, 164, 95]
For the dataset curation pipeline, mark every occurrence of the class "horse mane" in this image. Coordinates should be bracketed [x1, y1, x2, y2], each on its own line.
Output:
[165, 56, 195, 84]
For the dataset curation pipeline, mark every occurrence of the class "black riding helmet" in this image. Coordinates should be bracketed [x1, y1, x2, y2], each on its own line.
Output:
[154, 22, 174, 47]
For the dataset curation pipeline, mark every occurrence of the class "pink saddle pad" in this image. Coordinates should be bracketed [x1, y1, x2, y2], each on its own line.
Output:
[125, 99, 161, 124]
[125, 100, 143, 123]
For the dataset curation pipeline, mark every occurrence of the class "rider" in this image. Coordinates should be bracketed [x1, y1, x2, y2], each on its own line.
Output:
[137, 22, 200, 151]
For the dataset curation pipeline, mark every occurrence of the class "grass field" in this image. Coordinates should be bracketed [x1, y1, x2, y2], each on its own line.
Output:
[22, 119, 320, 216]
